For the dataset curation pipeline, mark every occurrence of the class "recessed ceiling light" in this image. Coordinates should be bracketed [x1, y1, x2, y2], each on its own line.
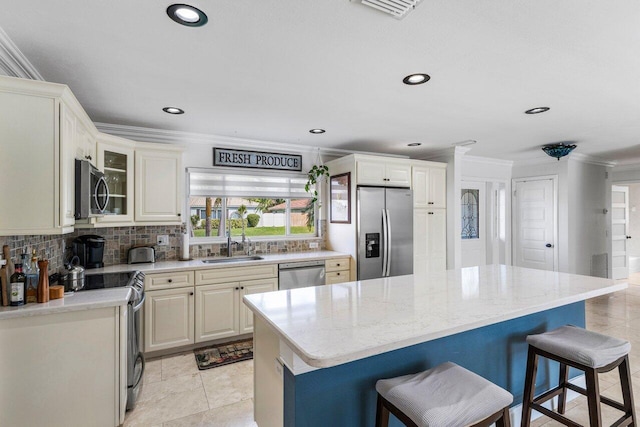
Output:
[525, 107, 550, 114]
[407, 143, 422, 147]
[403, 73, 430, 85]
[167, 4, 208, 27]
[163, 107, 185, 115]
[309, 129, 325, 134]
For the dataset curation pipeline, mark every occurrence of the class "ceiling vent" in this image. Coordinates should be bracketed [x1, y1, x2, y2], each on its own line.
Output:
[357, 0, 422, 19]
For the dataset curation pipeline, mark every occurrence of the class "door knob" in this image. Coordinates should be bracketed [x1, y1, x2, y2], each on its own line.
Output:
[545, 243, 553, 248]
[627, 236, 632, 239]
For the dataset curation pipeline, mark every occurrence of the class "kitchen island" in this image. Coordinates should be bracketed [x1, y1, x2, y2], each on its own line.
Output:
[243, 265, 627, 427]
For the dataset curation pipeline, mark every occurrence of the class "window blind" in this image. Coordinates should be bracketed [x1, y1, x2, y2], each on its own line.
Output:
[188, 168, 311, 199]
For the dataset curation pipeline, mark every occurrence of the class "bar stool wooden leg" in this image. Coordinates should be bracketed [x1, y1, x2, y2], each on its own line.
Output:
[376, 394, 390, 427]
[558, 362, 569, 414]
[521, 346, 539, 427]
[618, 355, 636, 423]
[495, 407, 510, 427]
[584, 368, 602, 427]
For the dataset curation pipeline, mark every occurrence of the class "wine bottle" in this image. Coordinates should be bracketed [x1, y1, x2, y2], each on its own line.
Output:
[9, 262, 26, 306]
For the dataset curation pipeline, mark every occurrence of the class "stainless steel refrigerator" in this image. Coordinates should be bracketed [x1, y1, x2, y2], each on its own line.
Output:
[357, 187, 413, 280]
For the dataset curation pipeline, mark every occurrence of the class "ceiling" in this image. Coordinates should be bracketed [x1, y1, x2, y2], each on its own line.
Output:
[1, 0, 640, 163]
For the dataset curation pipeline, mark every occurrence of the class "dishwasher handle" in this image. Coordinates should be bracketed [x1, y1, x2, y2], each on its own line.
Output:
[279, 260, 326, 270]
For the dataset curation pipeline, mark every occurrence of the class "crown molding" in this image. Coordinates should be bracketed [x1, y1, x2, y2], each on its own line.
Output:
[0, 26, 43, 80]
[513, 152, 616, 168]
[95, 122, 393, 159]
[418, 145, 472, 161]
[462, 155, 513, 167]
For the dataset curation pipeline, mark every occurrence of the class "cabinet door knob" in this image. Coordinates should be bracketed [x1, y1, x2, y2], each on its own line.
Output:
[428, 212, 434, 215]
[235, 287, 239, 290]
[428, 202, 434, 204]
[189, 292, 194, 296]
[545, 243, 554, 248]
[240, 286, 244, 290]
[177, 213, 181, 217]
[336, 263, 340, 267]
[167, 279, 172, 283]
[336, 272, 341, 276]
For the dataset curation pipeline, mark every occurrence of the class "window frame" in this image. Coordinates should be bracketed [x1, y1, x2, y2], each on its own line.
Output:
[187, 168, 319, 243]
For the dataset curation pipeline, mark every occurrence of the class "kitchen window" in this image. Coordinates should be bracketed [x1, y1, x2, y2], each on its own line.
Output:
[188, 169, 316, 241]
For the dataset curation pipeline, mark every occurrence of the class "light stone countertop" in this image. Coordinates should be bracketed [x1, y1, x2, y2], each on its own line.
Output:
[0, 287, 131, 320]
[243, 264, 627, 369]
[86, 250, 350, 275]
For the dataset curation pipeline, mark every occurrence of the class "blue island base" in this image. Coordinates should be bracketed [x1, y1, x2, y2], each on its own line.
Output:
[284, 302, 585, 427]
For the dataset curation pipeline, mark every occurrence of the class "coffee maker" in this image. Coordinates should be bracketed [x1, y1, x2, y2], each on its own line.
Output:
[73, 235, 106, 269]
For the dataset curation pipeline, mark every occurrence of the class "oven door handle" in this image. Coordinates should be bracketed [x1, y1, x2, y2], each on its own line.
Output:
[129, 354, 145, 390]
[132, 291, 146, 312]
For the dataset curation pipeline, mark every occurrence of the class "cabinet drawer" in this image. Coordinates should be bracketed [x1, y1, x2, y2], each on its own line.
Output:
[196, 264, 278, 285]
[145, 271, 195, 291]
[325, 271, 350, 285]
[325, 258, 350, 272]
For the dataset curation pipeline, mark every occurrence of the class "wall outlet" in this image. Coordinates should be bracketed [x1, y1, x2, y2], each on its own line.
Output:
[309, 242, 319, 249]
[157, 235, 169, 246]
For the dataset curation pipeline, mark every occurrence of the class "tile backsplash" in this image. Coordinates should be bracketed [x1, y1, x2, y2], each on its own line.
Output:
[0, 220, 327, 273]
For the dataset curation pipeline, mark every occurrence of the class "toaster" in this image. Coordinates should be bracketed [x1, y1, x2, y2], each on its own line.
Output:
[128, 246, 155, 264]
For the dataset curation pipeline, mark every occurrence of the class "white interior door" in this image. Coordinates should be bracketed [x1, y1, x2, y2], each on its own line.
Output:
[461, 181, 486, 267]
[612, 185, 629, 279]
[513, 178, 556, 271]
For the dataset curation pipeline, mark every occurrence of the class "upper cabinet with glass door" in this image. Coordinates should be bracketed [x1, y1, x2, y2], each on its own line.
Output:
[95, 133, 134, 225]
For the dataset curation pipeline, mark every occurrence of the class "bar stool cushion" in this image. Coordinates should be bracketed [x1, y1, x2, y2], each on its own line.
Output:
[526, 325, 630, 368]
[375, 362, 513, 427]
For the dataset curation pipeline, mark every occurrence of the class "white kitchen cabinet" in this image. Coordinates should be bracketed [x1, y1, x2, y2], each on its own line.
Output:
[0, 76, 96, 235]
[414, 208, 447, 272]
[325, 257, 351, 285]
[240, 278, 278, 333]
[95, 133, 135, 224]
[135, 145, 183, 223]
[195, 276, 278, 342]
[195, 283, 239, 342]
[144, 287, 195, 352]
[75, 118, 97, 163]
[0, 306, 126, 427]
[356, 159, 411, 187]
[412, 165, 446, 209]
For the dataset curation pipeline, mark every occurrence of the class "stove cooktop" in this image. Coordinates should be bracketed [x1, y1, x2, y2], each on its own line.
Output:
[83, 271, 138, 290]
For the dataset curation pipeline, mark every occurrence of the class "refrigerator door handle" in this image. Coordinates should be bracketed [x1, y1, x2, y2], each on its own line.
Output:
[385, 209, 392, 276]
[382, 208, 388, 277]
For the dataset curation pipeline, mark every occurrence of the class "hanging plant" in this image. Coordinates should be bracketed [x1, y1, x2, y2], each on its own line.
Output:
[305, 164, 330, 205]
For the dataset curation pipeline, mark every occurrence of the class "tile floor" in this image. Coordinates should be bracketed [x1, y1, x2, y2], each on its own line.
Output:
[124, 275, 640, 427]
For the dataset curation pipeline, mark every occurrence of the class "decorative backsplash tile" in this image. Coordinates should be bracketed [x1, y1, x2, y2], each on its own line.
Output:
[0, 219, 327, 273]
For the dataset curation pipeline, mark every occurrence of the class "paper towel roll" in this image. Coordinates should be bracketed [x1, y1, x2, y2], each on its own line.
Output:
[181, 233, 190, 260]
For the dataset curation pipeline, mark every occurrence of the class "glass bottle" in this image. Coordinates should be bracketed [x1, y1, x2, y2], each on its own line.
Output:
[9, 262, 26, 306]
[25, 251, 38, 303]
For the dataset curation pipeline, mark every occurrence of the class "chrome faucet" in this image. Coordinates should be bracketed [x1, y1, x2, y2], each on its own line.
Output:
[227, 211, 241, 257]
[246, 237, 252, 256]
[227, 212, 245, 257]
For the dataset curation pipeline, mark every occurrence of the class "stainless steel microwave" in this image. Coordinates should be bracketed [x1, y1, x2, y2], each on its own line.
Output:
[75, 159, 109, 219]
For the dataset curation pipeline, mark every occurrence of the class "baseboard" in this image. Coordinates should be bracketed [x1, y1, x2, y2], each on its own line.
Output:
[508, 375, 586, 427]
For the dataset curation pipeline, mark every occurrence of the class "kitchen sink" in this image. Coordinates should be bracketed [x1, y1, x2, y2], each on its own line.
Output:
[201, 256, 264, 264]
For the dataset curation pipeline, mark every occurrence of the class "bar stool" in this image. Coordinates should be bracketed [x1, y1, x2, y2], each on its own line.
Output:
[521, 325, 636, 427]
[375, 362, 513, 427]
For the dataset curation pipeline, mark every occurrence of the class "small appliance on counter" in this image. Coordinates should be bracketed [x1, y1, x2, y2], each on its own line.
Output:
[60, 255, 85, 292]
[73, 235, 106, 269]
[128, 246, 155, 264]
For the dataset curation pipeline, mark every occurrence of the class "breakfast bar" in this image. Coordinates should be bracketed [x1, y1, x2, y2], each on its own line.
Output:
[243, 265, 627, 427]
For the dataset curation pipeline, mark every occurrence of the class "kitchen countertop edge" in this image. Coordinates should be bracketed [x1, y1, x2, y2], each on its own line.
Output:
[0, 288, 131, 320]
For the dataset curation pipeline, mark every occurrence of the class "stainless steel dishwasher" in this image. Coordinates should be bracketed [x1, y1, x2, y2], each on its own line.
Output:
[278, 260, 326, 290]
